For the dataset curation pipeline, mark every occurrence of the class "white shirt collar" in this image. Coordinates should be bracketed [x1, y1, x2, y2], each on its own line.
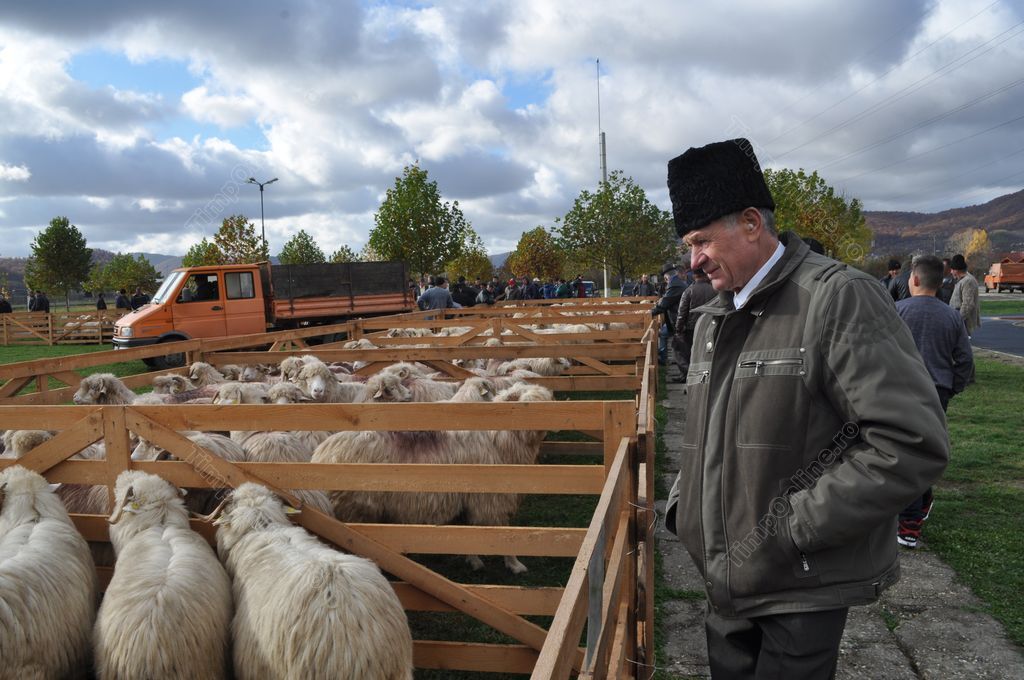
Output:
[733, 241, 785, 310]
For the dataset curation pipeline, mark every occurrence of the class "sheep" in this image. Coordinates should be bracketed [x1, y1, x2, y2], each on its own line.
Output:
[311, 378, 495, 526]
[151, 373, 195, 394]
[73, 372, 139, 405]
[0, 465, 96, 679]
[219, 364, 244, 380]
[3, 430, 110, 515]
[279, 354, 321, 382]
[360, 371, 412, 404]
[188, 361, 228, 386]
[471, 368, 543, 392]
[241, 363, 280, 383]
[458, 382, 554, 574]
[215, 483, 412, 680]
[227, 428, 334, 515]
[374, 362, 458, 402]
[385, 327, 432, 338]
[131, 431, 247, 515]
[96, 470, 231, 680]
[492, 356, 570, 377]
[213, 381, 270, 405]
[266, 383, 332, 452]
[295, 360, 367, 403]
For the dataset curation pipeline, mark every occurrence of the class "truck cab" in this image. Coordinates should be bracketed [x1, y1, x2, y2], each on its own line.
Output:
[113, 264, 267, 358]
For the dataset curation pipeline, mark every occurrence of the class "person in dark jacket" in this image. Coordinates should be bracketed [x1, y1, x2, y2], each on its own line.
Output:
[664, 138, 947, 680]
[33, 291, 50, 313]
[525, 277, 542, 300]
[451, 276, 477, 307]
[633, 273, 657, 296]
[115, 289, 131, 310]
[889, 266, 911, 302]
[937, 257, 955, 304]
[95, 293, 107, 310]
[895, 254, 973, 549]
[671, 268, 715, 381]
[879, 259, 901, 292]
[0, 296, 11, 314]
[573, 275, 586, 298]
[651, 263, 688, 364]
[475, 282, 496, 305]
[130, 287, 150, 310]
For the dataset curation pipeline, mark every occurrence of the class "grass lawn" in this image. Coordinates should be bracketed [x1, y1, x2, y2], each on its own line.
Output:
[0, 344, 149, 397]
[926, 356, 1024, 646]
[980, 298, 1024, 316]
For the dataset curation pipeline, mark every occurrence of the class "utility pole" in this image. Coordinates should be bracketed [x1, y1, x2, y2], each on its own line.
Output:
[597, 59, 609, 297]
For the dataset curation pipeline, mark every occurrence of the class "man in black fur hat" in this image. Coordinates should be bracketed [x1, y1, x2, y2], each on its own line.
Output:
[663, 138, 949, 679]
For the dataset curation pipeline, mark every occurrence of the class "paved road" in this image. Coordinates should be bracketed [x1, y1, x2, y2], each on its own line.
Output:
[971, 316, 1024, 357]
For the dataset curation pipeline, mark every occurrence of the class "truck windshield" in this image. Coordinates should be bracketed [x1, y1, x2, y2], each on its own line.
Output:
[151, 272, 184, 304]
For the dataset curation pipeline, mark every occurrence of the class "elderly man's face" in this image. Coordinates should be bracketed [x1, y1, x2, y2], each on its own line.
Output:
[684, 217, 761, 292]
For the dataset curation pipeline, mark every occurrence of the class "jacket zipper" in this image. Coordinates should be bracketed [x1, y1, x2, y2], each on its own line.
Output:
[738, 358, 804, 375]
[801, 553, 810, 572]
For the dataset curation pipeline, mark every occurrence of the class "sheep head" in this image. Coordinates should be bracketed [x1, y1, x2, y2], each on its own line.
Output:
[73, 373, 130, 405]
[267, 381, 312, 404]
[363, 372, 412, 402]
[296, 363, 333, 401]
[214, 382, 270, 405]
[452, 377, 496, 402]
[109, 470, 188, 528]
[0, 465, 50, 511]
[214, 482, 299, 555]
[9, 429, 53, 457]
[152, 374, 194, 395]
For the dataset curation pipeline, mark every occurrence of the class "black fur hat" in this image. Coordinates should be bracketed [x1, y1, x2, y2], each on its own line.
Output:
[667, 138, 775, 237]
[950, 254, 967, 271]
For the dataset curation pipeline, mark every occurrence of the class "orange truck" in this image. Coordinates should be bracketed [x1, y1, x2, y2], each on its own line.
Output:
[113, 261, 412, 368]
[984, 260, 1024, 293]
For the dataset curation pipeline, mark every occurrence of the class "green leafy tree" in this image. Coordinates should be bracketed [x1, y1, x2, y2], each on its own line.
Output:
[213, 214, 269, 264]
[330, 245, 359, 263]
[554, 171, 675, 286]
[278, 229, 326, 265]
[368, 164, 469, 277]
[504, 227, 564, 280]
[182, 238, 224, 267]
[763, 168, 872, 264]
[87, 253, 160, 295]
[24, 216, 93, 310]
[444, 229, 492, 281]
[360, 244, 383, 262]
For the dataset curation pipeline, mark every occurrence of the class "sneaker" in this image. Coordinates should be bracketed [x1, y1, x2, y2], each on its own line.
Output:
[897, 533, 918, 549]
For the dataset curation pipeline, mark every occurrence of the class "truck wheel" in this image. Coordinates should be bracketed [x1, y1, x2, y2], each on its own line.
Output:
[152, 339, 186, 370]
[142, 357, 159, 369]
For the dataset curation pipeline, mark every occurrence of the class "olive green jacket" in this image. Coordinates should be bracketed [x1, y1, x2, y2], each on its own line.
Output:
[666, 234, 949, 618]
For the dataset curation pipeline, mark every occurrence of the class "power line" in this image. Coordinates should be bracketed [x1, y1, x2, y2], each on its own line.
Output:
[774, 18, 1024, 159]
[840, 110, 1024, 182]
[819, 74, 1024, 170]
[765, 0, 1003, 146]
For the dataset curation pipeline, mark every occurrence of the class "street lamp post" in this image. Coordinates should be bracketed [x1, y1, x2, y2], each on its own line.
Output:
[246, 176, 278, 255]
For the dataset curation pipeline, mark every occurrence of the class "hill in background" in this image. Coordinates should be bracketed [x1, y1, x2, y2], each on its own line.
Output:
[866, 188, 1024, 256]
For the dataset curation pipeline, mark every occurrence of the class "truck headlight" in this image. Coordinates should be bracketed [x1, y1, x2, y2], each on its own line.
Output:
[118, 326, 133, 338]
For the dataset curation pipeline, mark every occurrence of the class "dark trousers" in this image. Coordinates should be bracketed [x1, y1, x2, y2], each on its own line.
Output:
[900, 384, 950, 524]
[705, 606, 849, 680]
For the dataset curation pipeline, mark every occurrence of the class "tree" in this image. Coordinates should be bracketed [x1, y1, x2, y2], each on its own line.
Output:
[444, 229, 493, 281]
[946, 227, 992, 274]
[24, 216, 93, 310]
[763, 168, 872, 264]
[504, 227, 564, 281]
[330, 245, 359, 263]
[87, 253, 160, 295]
[554, 171, 676, 286]
[278, 229, 326, 265]
[360, 244, 384, 262]
[182, 238, 224, 267]
[368, 164, 469, 277]
[213, 214, 269, 264]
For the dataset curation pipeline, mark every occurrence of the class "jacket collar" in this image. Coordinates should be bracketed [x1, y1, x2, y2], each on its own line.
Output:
[693, 232, 809, 317]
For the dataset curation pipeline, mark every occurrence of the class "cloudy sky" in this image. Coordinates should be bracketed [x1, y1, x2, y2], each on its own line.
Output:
[1, 0, 1022, 258]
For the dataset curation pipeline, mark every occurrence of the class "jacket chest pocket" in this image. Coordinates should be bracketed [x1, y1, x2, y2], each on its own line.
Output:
[681, 361, 712, 448]
[734, 349, 809, 451]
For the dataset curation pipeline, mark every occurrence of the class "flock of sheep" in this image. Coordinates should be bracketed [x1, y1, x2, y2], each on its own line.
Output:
[0, 318, 602, 679]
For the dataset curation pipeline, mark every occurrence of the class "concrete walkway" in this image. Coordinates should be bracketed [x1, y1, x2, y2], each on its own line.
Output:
[656, 378, 1024, 679]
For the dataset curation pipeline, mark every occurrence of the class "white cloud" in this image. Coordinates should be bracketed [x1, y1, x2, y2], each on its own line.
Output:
[181, 86, 259, 128]
[0, 162, 30, 181]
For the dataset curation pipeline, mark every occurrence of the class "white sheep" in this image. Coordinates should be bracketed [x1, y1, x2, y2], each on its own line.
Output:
[72, 373, 140, 405]
[215, 483, 413, 680]
[311, 377, 494, 526]
[373, 362, 458, 402]
[3, 430, 110, 515]
[458, 382, 554, 573]
[95, 470, 232, 680]
[240, 363, 280, 383]
[279, 354, 321, 382]
[492, 356, 570, 377]
[266, 383, 332, 452]
[151, 373, 195, 394]
[295, 360, 366, 403]
[0, 465, 96, 678]
[213, 381, 270, 404]
[187, 361, 228, 386]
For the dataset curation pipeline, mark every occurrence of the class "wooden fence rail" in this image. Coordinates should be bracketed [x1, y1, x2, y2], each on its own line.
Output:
[0, 399, 643, 677]
[1, 310, 130, 346]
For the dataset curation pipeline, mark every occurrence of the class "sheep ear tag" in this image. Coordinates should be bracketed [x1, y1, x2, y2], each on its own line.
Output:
[283, 505, 302, 515]
[373, 388, 384, 399]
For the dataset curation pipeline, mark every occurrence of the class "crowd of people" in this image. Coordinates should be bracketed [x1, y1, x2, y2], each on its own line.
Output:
[411, 273, 593, 311]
